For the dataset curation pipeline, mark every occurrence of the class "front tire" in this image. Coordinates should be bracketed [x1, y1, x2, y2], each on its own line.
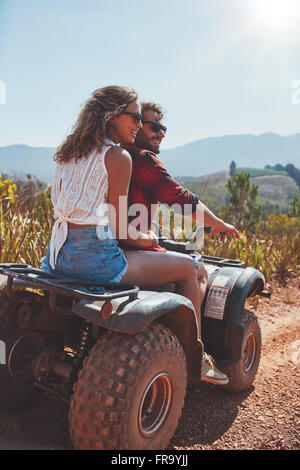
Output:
[222, 309, 261, 392]
[69, 323, 187, 450]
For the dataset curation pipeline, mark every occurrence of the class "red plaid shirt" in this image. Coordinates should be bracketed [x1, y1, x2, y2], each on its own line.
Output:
[120, 143, 199, 251]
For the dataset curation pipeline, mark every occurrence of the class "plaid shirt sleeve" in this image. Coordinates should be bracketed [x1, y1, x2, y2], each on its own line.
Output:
[132, 150, 199, 213]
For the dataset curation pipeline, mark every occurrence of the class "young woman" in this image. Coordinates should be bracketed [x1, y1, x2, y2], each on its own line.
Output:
[41, 85, 199, 299]
[41, 85, 227, 384]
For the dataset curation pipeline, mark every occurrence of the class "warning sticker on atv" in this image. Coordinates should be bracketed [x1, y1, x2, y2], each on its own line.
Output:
[204, 286, 230, 320]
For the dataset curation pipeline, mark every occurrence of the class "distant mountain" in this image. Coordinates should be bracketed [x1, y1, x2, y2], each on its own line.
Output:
[0, 145, 56, 183]
[0, 132, 300, 182]
[160, 132, 300, 177]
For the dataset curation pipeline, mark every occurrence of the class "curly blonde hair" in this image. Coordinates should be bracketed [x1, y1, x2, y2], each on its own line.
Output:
[54, 85, 138, 163]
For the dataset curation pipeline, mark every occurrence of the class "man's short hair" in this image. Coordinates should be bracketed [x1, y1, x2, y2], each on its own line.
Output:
[140, 102, 165, 120]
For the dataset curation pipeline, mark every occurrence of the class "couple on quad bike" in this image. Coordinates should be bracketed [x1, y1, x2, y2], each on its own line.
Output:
[41, 85, 240, 386]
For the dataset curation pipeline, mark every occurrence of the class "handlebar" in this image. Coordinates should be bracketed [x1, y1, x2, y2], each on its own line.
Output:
[155, 224, 244, 267]
[156, 225, 212, 254]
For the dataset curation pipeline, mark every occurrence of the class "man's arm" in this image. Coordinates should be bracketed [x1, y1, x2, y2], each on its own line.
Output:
[192, 202, 240, 240]
[133, 151, 239, 240]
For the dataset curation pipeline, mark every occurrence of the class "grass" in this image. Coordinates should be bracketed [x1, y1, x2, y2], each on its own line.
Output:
[201, 214, 300, 282]
[0, 191, 53, 266]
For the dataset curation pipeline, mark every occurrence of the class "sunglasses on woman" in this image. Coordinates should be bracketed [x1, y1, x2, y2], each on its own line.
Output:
[121, 111, 143, 125]
[142, 120, 167, 134]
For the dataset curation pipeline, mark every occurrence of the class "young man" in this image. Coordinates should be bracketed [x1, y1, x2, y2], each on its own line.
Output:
[121, 102, 240, 385]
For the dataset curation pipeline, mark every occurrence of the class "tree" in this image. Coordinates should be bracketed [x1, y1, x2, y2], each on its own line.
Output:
[274, 163, 285, 171]
[264, 163, 300, 187]
[219, 172, 262, 231]
[285, 164, 300, 188]
[229, 160, 236, 178]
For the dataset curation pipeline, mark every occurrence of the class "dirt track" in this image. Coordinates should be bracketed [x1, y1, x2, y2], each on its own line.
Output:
[0, 278, 299, 450]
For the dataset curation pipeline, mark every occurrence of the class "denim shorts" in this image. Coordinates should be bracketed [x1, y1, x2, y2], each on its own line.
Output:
[40, 226, 128, 284]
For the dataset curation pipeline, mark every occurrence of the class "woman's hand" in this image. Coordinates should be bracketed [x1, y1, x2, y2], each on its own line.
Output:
[127, 229, 158, 249]
[148, 230, 159, 248]
[209, 220, 240, 242]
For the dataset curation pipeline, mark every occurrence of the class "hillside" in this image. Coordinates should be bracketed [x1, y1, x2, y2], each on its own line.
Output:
[177, 170, 300, 215]
[177, 171, 229, 213]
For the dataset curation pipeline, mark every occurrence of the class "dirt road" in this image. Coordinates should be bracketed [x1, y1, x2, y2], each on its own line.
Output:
[172, 277, 300, 450]
[0, 278, 299, 450]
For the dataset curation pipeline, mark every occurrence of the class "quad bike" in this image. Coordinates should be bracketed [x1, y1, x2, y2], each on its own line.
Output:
[0, 229, 266, 450]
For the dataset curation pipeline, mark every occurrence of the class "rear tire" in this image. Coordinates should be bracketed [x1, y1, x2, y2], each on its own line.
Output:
[222, 309, 261, 392]
[69, 323, 187, 450]
[0, 297, 39, 408]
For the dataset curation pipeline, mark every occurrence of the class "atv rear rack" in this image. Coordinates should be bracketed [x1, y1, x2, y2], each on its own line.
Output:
[0, 263, 139, 302]
[200, 255, 245, 267]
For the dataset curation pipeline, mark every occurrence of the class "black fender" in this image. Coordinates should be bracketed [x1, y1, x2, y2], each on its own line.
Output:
[202, 265, 265, 369]
[72, 290, 198, 335]
[72, 290, 203, 381]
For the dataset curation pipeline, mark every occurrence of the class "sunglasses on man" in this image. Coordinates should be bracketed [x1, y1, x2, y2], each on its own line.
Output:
[121, 112, 167, 134]
[142, 120, 167, 134]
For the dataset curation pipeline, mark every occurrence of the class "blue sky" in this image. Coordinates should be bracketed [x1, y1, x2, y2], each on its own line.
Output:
[0, 0, 300, 149]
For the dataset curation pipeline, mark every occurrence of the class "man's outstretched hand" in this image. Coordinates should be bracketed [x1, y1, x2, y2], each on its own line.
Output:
[209, 220, 240, 242]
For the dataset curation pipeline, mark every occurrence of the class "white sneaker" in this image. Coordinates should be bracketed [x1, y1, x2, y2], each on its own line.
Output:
[201, 353, 229, 385]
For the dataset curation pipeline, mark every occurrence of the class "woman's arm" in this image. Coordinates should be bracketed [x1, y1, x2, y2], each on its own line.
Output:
[105, 146, 157, 248]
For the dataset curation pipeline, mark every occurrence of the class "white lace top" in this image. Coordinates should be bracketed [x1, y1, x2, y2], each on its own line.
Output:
[49, 140, 116, 269]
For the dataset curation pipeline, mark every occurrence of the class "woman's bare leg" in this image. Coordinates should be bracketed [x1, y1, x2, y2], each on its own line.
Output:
[122, 250, 201, 322]
[122, 250, 228, 385]
[162, 251, 208, 310]
[143, 251, 208, 336]
[195, 261, 208, 307]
